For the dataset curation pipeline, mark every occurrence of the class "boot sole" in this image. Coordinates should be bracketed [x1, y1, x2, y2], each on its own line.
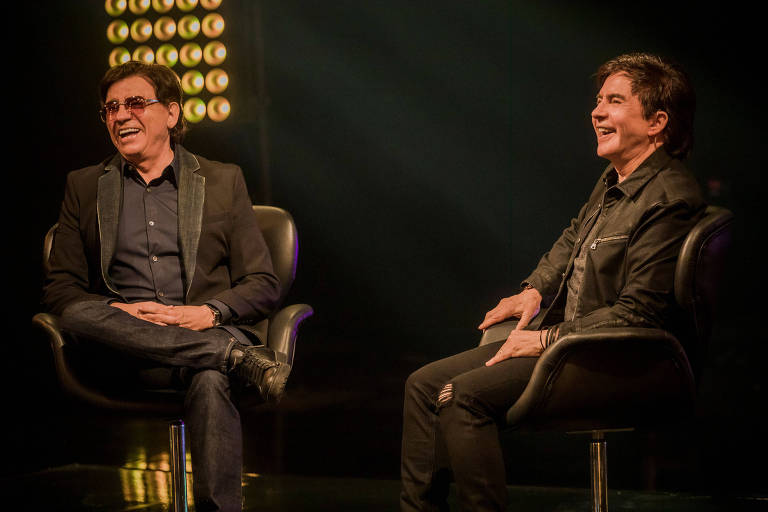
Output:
[266, 363, 291, 403]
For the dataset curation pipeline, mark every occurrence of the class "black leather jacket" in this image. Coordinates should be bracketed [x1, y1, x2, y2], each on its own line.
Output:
[524, 148, 705, 344]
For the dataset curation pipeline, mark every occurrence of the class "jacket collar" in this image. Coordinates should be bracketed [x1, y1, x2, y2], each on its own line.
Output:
[602, 146, 674, 198]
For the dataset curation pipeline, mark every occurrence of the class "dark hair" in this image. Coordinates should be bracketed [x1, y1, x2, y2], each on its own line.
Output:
[99, 61, 186, 143]
[595, 53, 695, 159]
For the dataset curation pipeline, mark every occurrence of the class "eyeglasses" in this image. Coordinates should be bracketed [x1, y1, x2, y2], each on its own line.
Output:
[99, 96, 161, 122]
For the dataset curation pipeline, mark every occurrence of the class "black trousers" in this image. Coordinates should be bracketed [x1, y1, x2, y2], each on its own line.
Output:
[400, 338, 538, 512]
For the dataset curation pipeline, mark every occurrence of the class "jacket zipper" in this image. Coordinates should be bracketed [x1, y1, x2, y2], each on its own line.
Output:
[590, 234, 629, 250]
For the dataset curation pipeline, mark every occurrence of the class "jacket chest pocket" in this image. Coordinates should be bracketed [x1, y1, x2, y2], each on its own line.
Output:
[587, 234, 630, 295]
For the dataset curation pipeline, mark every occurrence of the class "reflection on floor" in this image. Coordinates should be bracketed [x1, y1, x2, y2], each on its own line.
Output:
[9, 462, 768, 511]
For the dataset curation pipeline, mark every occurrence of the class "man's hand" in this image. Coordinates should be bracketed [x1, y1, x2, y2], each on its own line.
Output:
[485, 329, 544, 366]
[477, 288, 543, 331]
[110, 302, 215, 331]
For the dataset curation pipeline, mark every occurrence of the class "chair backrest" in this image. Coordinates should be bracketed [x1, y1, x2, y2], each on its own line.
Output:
[251, 205, 298, 307]
[673, 205, 733, 369]
[43, 205, 299, 307]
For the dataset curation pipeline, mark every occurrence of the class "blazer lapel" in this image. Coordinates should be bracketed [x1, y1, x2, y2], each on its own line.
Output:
[97, 155, 122, 294]
[177, 146, 205, 299]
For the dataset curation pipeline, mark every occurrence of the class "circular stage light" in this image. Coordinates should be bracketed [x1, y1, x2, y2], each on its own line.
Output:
[207, 96, 231, 122]
[200, 0, 222, 9]
[105, 0, 127, 16]
[181, 70, 205, 95]
[179, 42, 202, 67]
[156, 44, 178, 67]
[107, 20, 130, 44]
[132, 46, 155, 64]
[152, 0, 174, 12]
[177, 15, 200, 40]
[154, 16, 176, 41]
[205, 69, 228, 94]
[128, 0, 150, 15]
[130, 19, 153, 43]
[184, 98, 207, 123]
[201, 13, 225, 38]
[203, 41, 226, 66]
[176, 0, 198, 12]
[109, 47, 131, 67]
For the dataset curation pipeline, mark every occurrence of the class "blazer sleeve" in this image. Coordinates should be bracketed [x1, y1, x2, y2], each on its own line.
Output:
[204, 167, 281, 323]
[43, 170, 113, 315]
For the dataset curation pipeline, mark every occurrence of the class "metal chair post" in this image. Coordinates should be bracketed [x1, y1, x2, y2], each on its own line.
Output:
[169, 420, 188, 512]
[590, 431, 608, 512]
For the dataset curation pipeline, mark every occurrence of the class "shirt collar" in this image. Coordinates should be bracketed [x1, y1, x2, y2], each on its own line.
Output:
[120, 149, 179, 186]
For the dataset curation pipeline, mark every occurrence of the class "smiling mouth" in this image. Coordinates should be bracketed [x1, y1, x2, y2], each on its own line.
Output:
[596, 127, 615, 137]
[118, 127, 140, 139]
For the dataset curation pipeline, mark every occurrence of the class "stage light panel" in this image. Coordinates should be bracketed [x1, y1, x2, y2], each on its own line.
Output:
[207, 96, 230, 122]
[105, 0, 231, 123]
[132, 46, 155, 64]
[128, 0, 150, 15]
[201, 13, 224, 38]
[184, 97, 207, 123]
[107, 20, 130, 44]
[181, 70, 205, 95]
[177, 15, 200, 40]
[155, 44, 178, 67]
[152, 0, 174, 13]
[205, 69, 228, 93]
[105, 0, 127, 16]
[130, 18, 153, 42]
[176, 0, 198, 12]
[109, 47, 131, 67]
[179, 42, 202, 67]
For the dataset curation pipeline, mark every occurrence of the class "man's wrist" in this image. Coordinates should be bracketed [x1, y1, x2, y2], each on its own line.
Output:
[204, 304, 222, 327]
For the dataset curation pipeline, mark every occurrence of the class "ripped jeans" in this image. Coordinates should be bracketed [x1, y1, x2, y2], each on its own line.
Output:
[400, 340, 538, 512]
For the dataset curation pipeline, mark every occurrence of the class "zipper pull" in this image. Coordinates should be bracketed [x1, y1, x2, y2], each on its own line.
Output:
[590, 240, 598, 250]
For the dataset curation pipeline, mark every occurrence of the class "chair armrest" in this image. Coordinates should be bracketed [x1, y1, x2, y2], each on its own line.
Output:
[505, 327, 696, 431]
[267, 303, 314, 365]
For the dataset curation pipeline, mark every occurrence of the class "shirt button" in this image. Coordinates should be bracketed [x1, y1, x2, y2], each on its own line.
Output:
[148, 220, 155, 226]
[152, 255, 158, 262]
[158, 291, 165, 297]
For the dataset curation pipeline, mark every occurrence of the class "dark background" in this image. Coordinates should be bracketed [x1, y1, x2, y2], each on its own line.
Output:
[8, 0, 765, 498]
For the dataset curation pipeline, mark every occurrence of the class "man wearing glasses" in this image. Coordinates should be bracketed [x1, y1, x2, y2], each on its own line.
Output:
[43, 61, 286, 512]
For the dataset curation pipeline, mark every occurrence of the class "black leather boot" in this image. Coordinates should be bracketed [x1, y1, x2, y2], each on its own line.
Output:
[227, 344, 291, 403]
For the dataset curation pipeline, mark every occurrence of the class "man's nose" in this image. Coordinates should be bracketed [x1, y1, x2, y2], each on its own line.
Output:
[591, 101, 605, 119]
[114, 103, 133, 120]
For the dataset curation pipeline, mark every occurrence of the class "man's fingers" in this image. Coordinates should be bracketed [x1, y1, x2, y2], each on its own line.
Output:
[516, 309, 533, 330]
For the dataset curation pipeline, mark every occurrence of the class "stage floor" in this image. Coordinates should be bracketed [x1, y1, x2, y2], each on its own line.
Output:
[7, 463, 766, 511]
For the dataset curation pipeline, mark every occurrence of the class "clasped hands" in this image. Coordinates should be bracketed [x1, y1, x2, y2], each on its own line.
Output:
[110, 301, 215, 331]
[478, 288, 544, 366]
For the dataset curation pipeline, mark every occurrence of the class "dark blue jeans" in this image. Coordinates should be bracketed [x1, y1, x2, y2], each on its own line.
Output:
[400, 341, 538, 512]
[60, 301, 250, 512]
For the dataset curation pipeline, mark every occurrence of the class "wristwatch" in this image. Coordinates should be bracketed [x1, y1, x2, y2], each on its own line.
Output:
[205, 304, 222, 327]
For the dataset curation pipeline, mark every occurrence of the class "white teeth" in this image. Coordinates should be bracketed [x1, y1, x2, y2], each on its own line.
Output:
[119, 128, 140, 136]
[597, 127, 613, 135]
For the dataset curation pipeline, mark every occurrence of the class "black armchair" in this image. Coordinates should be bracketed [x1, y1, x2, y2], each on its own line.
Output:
[32, 205, 313, 512]
[479, 205, 733, 511]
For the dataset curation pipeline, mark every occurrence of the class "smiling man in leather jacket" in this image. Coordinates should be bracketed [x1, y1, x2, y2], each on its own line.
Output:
[400, 53, 705, 512]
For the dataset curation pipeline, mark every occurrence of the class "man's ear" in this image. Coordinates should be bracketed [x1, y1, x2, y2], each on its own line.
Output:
[648, 110, 668, 137]
[167, 102, 181, 129]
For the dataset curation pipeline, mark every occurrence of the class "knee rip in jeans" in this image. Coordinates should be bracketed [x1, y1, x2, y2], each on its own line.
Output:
[435, 382, 454, 411]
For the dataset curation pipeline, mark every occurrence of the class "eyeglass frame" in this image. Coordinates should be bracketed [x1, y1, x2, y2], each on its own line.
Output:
[99, 96, 162, 122]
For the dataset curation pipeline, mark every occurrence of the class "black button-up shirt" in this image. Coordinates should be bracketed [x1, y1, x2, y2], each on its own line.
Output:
[110, 155, 185, 305]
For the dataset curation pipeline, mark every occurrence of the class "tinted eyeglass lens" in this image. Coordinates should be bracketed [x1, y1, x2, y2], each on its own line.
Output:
[101, 96, 149, 120]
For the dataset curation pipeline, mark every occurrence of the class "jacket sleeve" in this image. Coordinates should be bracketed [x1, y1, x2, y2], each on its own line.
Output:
[42, 171, 113, 315]
[204, 168, 281, 323]
[552, 198, 704, 339]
